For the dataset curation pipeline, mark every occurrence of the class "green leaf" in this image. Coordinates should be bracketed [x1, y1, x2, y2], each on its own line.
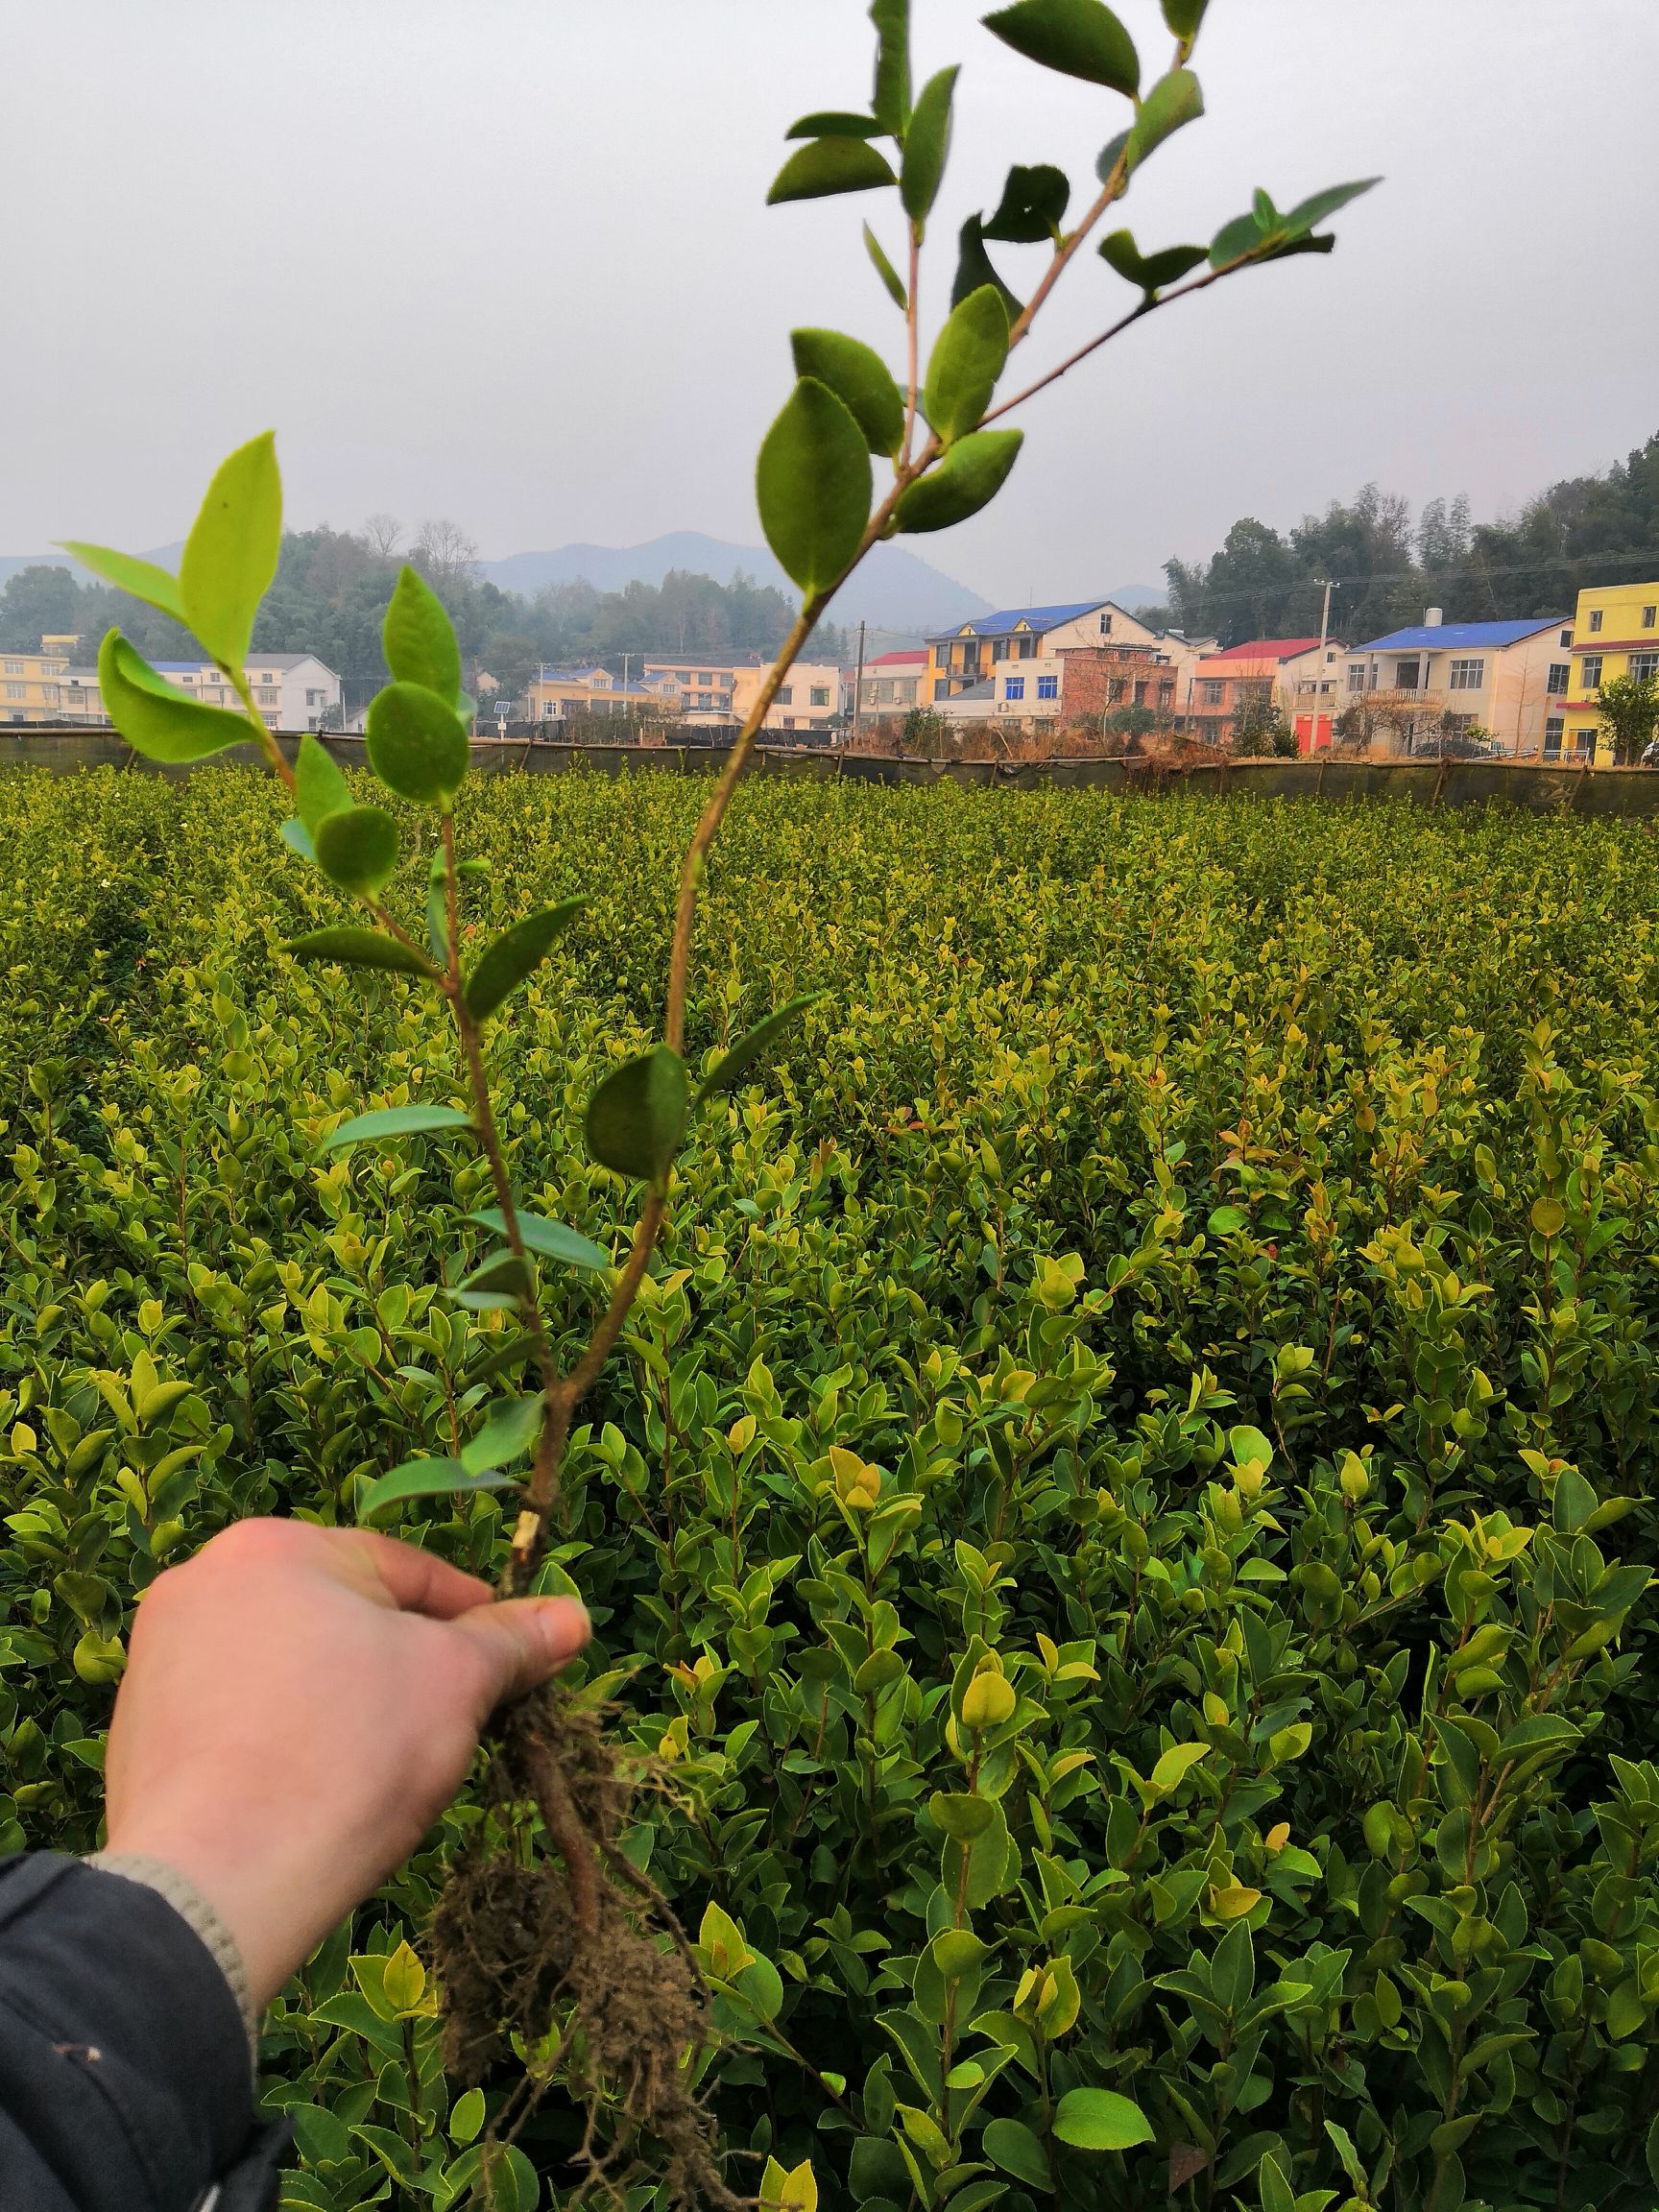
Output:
[983, 162, 1070, 242]
[1210, 209, 1268, 269]
[901, 65, 958, 224]
[894, 428, 1022, 532]
[58, 543, 186, 626]
[1284, 177, 1380, 236]
[462, 1393, 545, 1475]
[1211, 1918, 1255, 2014]
[924, 284, 1010, 444]
[864, 221, 909, 309]
[767, 137, 898, 204]
[982, 2118, 1052, 2189]
[1095, 128, 1132, 183]
[321, 1104, 473, 1150]
[586, 1046, 689, 1185]
[283, 926, 439, 979]
[870, 0, 912, 134]
[983, 0, 1140, 97]
[466, 1209, 612, 1272]
[1551, 1465, 1599, 1534]
[365, 681, 469, 808]
[280, 818, 316, 862]
[98, 632, 253, 762]
[295, 732, 353, 834]
[1052, 2087, 1154, 2151]
[787, 110, 885, 138]
[1162, 0, 1209, 38]
[314, 806, 399, 898]
[383, 565, 463, 708]
[179, 430, 282, 668]
[1099, 229, 1209, 294]
[359, 1457, 517, 1517]
[756, 377, 873, 597]
[790, 331, 905, 458]
[951, 217, 1022, 317]
[1151, 1742, 1209, 1792]
[463, 898, 586, 1023]
[1258, 2152, 1296, 2212]
[1125, 66, 1204, 168]
[694, 992, 827, 1109]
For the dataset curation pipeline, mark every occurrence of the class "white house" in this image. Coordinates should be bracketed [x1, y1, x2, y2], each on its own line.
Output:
[59, 652, 343, 731]
[1340, 612, 1568, 756]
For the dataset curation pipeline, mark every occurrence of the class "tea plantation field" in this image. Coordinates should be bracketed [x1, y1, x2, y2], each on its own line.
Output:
[5, 766, 1659, 2212]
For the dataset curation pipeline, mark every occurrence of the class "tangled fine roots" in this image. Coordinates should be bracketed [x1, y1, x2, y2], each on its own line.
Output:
[430, 1687, 745, 2210]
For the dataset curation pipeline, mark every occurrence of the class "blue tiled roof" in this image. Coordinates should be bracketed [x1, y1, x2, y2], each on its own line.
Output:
[932, 599, 1110, 641]
[1356, 618, 1565, 652]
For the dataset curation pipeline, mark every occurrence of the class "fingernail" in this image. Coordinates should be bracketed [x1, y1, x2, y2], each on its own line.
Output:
[538, 1597, 591, 1661]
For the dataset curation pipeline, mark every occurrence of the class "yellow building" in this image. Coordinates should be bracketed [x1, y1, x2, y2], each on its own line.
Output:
[1552, 581, 1659, 760]
[1, 645, 72, 724]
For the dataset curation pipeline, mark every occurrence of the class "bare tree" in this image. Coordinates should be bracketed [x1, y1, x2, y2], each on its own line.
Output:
[411, 517, 479, 591]
[361, 513, 404, 561]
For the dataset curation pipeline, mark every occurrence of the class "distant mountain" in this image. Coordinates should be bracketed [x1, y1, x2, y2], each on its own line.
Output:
[480, 533, 994, 639]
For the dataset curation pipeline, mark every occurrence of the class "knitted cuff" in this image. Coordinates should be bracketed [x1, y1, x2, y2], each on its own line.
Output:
[85, 1852, 260, 2062]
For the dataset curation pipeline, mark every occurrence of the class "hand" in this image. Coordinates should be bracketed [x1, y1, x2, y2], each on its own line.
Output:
[101, 1518, 589, 2009]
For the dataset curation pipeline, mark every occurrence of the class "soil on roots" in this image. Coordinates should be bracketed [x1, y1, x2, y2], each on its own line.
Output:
[429, 1687, 744, 2210]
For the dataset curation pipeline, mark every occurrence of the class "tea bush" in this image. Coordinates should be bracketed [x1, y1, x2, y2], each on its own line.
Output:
[5, 765, 1659, 2212]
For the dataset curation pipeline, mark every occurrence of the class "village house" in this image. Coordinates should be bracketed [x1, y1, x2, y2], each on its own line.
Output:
[1339, 611, 1566, 756]
[1550, 581, 1659, 759]
[1184, 637, 1344, 746]
[58, 651, 342, 731]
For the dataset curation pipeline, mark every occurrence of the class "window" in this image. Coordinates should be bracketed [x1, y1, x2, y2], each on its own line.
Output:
[1547, 661, 1570, 694]
[1347, 665, 1366, 694]
[1134, 682, 1149, 707]
[698, 672, 712, 685]
[1629, 652, 1659, 684]
[776, 685, 792, 705]
[1644, 605, 1656, 630]
[1448, 657, 1486, 690]
[992, 638, 1009, 661]
[1581, 655, 1603, 689]
[1587, 609, 1603, 634]
[1199, 680, 1226, 707]
[1393, 658, 1422, 690]
[809, 685, 830, 708]
[2, 660, 21, 675]
[1004, 677, 1025, 701]
[1036, 674, 1058, 700]
[257, 688, 278, 707]
[1158, 682, 1175, 708]
[1544, 716, 1564, 759]
[1560, 628, 1574, 649]
[1098, 613, 1113, 635]
[1108, 678, 1128, 704]
[42, 685, 59, 704]
[180, 672, 196, 685]
[4, 683, 23, 700]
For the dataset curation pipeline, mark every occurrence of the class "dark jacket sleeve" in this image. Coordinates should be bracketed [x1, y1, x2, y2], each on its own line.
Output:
[0, 1852, 290, 2211]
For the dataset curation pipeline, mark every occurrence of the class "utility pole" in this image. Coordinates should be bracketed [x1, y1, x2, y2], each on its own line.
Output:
[1311, 578, 1337, 750]
[852, 618, 867, 748]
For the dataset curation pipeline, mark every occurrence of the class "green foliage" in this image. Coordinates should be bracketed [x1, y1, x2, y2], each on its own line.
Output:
[983, 0, 1141, 96]
[982, 162, 1070, 243]
[364, 683, 469, 809]
[895, 429, 1023, 532]
[178, 431, 283, 671]
[585, 1045, 690, 1186]
[789, 330, 906, 460]
[383, 565, 465, 709]
[757, 380, 874, 598]
[900, 65, 958, 225]
[95, 632, 251, 762]
[1595, 673, 1659, 767]
[12, 769, 1659, 2206]
[313, 807, 400, 899]
[767, 137, 898, 204]
[923, 285, 1010, 445]
[463, 900, 586, 1025]
[1124, 66, 1204, 169]
[1099, 228, 1209, 296]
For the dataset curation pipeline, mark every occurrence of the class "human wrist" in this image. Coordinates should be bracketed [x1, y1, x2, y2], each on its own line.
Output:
[87, 1848, 261, 2054]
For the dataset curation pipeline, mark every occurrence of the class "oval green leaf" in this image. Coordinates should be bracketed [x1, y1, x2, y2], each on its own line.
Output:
[1285, 177, 1381, 237]
[383, 565, 463, 708]
[786, 110, 884, 138]
[864, 221, 909, 309]
[1125, 67, 1203, 170]
[983, 0, 1140, 96]
[283, 926, 439, 978]
[1099, 229, 1209, 294]
[693, 991, 827, 1109]
[924, 284, 1010, 444]
[359, 1456, 517, 1517]
[321, 1104, 473, 1150]
[1162, 0, 1208, 37]
[365, 681, 469, 808]
[767, 137, 898, 204]
[466, 1208, 612, 1272]
[314, 806, 399, 898]
[757, 377, 873, 598]
[461, 1393, 545, 1475]
[894, 428, 1023, 533]
[463, 897, 587, 1023]
[982, 2118, 1052, 2189]
[1052, 2087, 1154, 2151]
[98, 631, 252, 762]
[280, 818, 317, 862]
[983, 162, 1070, 243]
[901, 65, 958, 224]
[790, 330, 904, 459]
[59, 542, 186, 626]
[295, 731, 353, 834]
[951, 217, 1022, 317]
[585, 1045, 689, 1186]
[871, 0, 912, 134]
[180, 430, 282, 669]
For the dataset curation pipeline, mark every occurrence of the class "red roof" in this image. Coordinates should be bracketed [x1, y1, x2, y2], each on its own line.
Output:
[864, 649, 928, 669]
[1201, 637, 1324, 663]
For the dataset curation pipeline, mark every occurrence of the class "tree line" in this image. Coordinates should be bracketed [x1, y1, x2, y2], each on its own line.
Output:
[0, 517, 846, 709]
[1149, 431, 1659, 646]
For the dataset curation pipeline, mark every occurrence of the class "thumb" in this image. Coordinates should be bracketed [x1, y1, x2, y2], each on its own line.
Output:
[450, 1595, 591, 1712]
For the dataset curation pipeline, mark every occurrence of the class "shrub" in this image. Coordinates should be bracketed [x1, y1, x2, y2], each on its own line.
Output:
[5, 772, 1659, 2209]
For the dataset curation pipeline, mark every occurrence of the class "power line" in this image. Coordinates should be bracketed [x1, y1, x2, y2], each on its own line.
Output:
[1161, 544, 1659, 614]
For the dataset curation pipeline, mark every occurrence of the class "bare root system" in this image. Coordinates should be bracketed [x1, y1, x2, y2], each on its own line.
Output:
[430, 1687, 745, 2210]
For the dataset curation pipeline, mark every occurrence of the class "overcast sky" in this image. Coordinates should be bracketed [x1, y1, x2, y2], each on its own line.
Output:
[4, 0, 1654, 606]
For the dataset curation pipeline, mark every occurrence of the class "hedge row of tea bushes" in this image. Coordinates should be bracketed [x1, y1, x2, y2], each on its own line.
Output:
[4, 766, 1659, 2212]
